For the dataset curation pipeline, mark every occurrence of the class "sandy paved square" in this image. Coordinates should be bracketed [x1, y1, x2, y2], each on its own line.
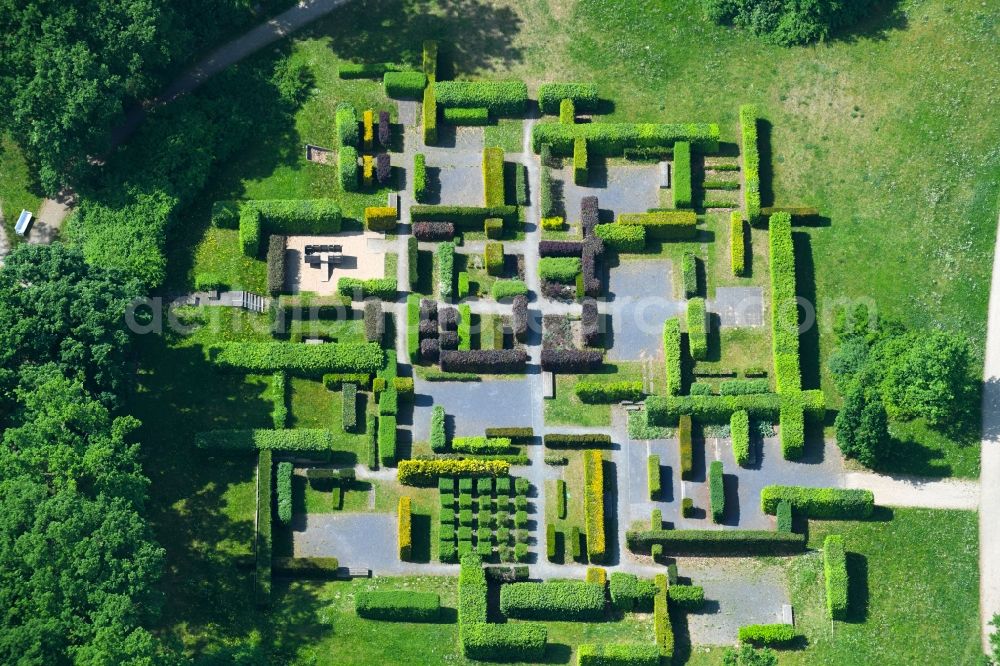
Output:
[284, 232, 385, 295]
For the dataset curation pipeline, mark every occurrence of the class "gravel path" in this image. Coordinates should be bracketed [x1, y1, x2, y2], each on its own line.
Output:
[844, 472, 979, 510]
[981, 210, 1000, 649]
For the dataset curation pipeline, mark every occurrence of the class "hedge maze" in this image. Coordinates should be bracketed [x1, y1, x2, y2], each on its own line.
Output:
[181, 39, 882, 663]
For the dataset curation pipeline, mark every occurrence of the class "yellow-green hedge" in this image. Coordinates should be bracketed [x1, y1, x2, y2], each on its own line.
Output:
[583, 450, 606, 563]
[398, 496, 412, 560]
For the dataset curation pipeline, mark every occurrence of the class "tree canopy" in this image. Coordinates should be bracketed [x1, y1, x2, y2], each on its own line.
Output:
[704, 0, 875, 46]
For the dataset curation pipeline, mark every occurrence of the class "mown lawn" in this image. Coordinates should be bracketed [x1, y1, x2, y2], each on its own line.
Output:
[0, 133, 43, 242]
[545, 361, 652, 427]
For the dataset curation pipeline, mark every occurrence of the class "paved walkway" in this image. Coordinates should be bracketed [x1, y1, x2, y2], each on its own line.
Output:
[981, 211, 1000, 650]
[844, 472, 979, 510]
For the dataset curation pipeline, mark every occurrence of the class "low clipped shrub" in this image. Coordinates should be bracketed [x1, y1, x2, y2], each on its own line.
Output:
[239, 199, 343, 256]
[583, 450, 606, 562]
[539, 256, 581, 284]
[363, 300, 384, 344]
[738, 624, 799, 647]
[760, 486, 875, 519]
[336, 102, 358, 147]
[362, 109, 375, 151]
[338, 277, 397, 301]
[769, 213, 801, 394]
[824, 534, 848, 620]
[342, 382, 358, 431]
[407, 236, 419, 288]
[582, 299, 601, 346]
[323, 373, 371, 390]
[720, 379, 770, 395]
[492, 280, 529, 301]
[383, 71, 427, 99]
[460, 623, 547, 662]
[438, 241, 455, 300]
[673, 141, 692, 208]
[543, 433, 613, 448]
[485, 217, 503, 239]
[540, 349, 603, 372]
[398, 496, 412, 560]
[419, 338, 440, 363]
[686, 297, 707, 361]
[266, 235, 286, 295]
[654, 575, 673, 659]
[398, 459, 509, 486]
[210, 342, 384, 375]
[512, 294, 529, 342]
[560, 98, 575, 124]
[453, 436, 514, 454]
[546, 523, 557, 561]
[356, 590, 440, 621]
[485, 241, 505, 276]
[647, 455, 661, 500]
[376, 153, 391, 185]
[435, 80, 528, 115]
[379, 416, 397, 466]
[681, 252, 698, 299]
[277, 462, 293, 524]
[730, 211, 746, 276]
[577, 644, 660, 666]
[458, 303, 471, 350]
[780, 401, 805, 460]
[531, 121, 720, 155]
[709, 460, 725, 523]
[378, 110, 391, 147]
[581, 195, 599, 236]
[667, 585, 705, 611]
[440, 349, 528, 374]
[731, 410, 751, 466]
[679, 414, 693, 479]
[483, 147, 506, 207]
[609, 573, 657, 612]
[365, 206, 397, 232]
[411, 204, 517, 227]
[423, 84, 437, 145]
[540, 165, 556, 218]
[413, 153, 428, 202]
[618, 211, 697, 240]
[444, 107, 490, 125]
[378, 384, 398, 416]
[539, 240, 583, 257]
[776, 500, 793, 533]
[366, 413, 377, 469]
[740, 105, 761, 224]
[663, 318, 682, 396]
[486, 428, 534, 440]
[339, 145, 359, 192]
[594, 223, 645, 252]
[644, 391, 825, 425]
[574, 137, 588, 186]
[625, 529, 806, 555]
[413, 221, 454, 241]
[499, 581, 606, 620]
[538, 83, 599, 114]
[575, 381, 643, 403]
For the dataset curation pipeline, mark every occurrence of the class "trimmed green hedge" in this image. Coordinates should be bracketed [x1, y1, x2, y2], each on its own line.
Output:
[577, 644, 660, 666]
[483, 146, 505, 207]
[776, 499, 793, 532]
[336, 102, 359, 147]
[618, 211, 697, 240]
[575, 381, 643, 403]
[679, 414, 693, 479]
[824, 534, 848, 620]
[355, 590, 441, 621]
[435, 80, 528, 115]
[584, 450, 606, 563]
[731, 410, 750, 466]
[277, 461, 293, 524]
[384, 71, 427, 99]
[423, 40, 437, 80]
[398, 459, 510, 485]
[544, 433, 613, 448]
[413, 153, 428, 202]
[540, 256, 581, 283]
[769, 212, 800, 394]
[574, 137, 588, 186]
[411, 204, 517, 227]
[443, 106, 490, 125]
[492, 279, 529, 300]
[654, 574, 673, 659]
[537, 83, 599, 114]
[730, 211, 746, 276]
[531, 121, 720, 155]
[560, 98, 575, 124]
[256, 450, 272, 606]
[673, 141, 692, 208]
[438, 241, 455, 300]
[647, 455, 661, 499]
[499, 581, 606, 620]
[609, 573, 657, 612]
[738, 623, 799, 647]
[272, 371, 288, 428]
[238, 199, 343, 256]
[667, 585, 705, 611]
[686, 297, 707, 361]
[760, 485, 875, 519]
[740, 105, 761, 224]
[625, 529, 806, 555]
[663, 318, 682, 396]
[339, 145, 359, 192]
[379, 416, 397, 467]
[720, 379, 770, 395]
[681, 251, 697, 297]
[423, 84, 437, 145]
[594, 223, 645, 252]
[645, 390, 825, 424]
[196, 429, 332, 453]
[210, 342, 384, 375]
[485, 241, 505, 276]
[453, 436, 513, 454]
[338, 277, 397, 301]
[709, 460, 725, 523]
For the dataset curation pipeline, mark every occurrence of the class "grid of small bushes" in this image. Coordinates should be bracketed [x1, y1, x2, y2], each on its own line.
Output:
[438, 476, 531, 563]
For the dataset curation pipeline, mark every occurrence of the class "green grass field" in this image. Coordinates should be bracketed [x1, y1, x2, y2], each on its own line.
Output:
[0, 134, 43, 242]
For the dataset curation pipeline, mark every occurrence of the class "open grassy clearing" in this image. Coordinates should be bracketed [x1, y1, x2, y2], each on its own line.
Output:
[544, 361, 653, 427]
[0, 134, 43, 242]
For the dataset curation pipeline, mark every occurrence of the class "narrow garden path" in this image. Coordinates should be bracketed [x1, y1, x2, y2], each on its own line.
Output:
[980, 210, 1000, 649]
